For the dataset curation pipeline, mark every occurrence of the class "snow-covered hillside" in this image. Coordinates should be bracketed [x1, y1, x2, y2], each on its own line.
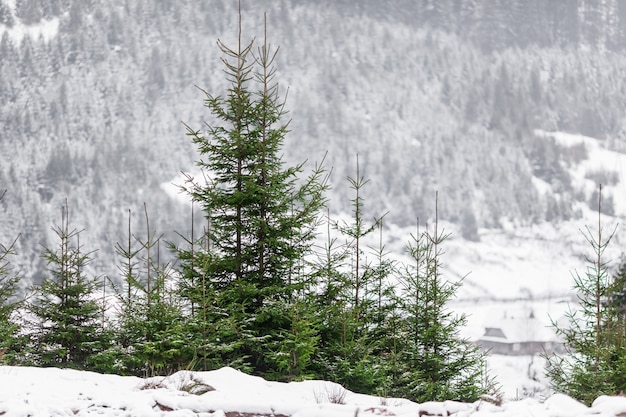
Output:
[419, 130, 626, 347]
[3, 0, 626, 288]
[1, 365, 625, 417]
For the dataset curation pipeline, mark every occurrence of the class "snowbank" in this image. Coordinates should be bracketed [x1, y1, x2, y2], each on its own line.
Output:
[1, 366, 625, 417]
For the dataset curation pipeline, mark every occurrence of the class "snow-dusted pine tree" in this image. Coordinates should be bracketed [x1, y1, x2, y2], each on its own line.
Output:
[392, 195, 489, 402]
[545, 185, 626, 405]
[309, 157, 393, 394]
[27, 205, 110, 369]
[106, 206, 189, 377]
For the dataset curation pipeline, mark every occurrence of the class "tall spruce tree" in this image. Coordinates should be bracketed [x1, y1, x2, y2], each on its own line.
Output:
[28, 205, 109, 369]
[177, 9, 327, 377]
[545, 185, 625, 404]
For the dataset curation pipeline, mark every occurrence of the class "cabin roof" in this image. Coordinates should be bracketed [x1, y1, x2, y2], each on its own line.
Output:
[477, 310, 560, 344]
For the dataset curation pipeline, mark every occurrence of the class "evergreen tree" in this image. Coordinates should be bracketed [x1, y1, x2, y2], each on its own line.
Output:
[309, 159, 393, 394]
[391, 195, 489, 402]
[307, 208, 353, 382]
[608, 258, 626, 326]
[545, 186, 625, 404]
[28, 205, 109, 369]
[175, 206, 239, 372]
[334, 156, 383, 323]
[110, 206, 190, 376]
[113, 267, 189, 377]
[177, 9, 327, 378]
[363, 217, 398, 396]
[0, 190, 21, 364]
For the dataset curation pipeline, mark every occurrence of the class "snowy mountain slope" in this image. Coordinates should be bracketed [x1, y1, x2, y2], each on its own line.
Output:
[1, 365, 626, 417]
[444, 130, 626, 341]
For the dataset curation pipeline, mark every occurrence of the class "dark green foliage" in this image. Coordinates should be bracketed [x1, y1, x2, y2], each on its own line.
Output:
[177, 14, 327, 378]
[266, 299, 319, 379]
[309, 159, 391, 394]
[310, 188, 488, 401]
[333, 156, 384, 321]
[545, 187, 626, 404]
[608, 259, 626, 324]
[0, 191, 21, 364]
[106, 206, 191, 377]
[390, 205, 488, 402]
[113, 283, 190, 377]
[181, 41, 327, 301]
[28, 206, 109, 369]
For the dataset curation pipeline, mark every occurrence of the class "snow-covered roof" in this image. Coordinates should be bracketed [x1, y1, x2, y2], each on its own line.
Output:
[478, 308, 559, 343]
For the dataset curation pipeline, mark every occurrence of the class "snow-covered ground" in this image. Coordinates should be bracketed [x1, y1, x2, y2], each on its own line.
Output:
[1, 365, 625, 417]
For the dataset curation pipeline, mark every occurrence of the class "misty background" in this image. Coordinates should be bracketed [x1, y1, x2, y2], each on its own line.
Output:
[1, 0, 626, 290]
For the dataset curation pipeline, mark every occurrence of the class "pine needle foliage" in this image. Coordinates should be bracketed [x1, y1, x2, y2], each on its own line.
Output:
[310, 157, 391, 394]
[545, 185, 624, 405]
[333, 155, 384, 323]
[108, 206, 189, 377]
[177, 7, 328, 378]
[0, 190, 21, 364]
[392, 195, 489, 402]
[28, 204, 109, 369]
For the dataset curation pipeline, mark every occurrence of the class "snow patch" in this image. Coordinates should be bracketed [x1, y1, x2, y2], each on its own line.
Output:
[536, 129, 626, 216]
[0, 18, 59, 43]
[0, 365, 623, 417]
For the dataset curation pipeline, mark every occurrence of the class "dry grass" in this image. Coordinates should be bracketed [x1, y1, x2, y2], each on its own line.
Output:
[314, 383, 348, 404]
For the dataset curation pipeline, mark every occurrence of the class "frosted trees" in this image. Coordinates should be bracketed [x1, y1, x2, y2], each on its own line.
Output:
[108, 207, 188, 377]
